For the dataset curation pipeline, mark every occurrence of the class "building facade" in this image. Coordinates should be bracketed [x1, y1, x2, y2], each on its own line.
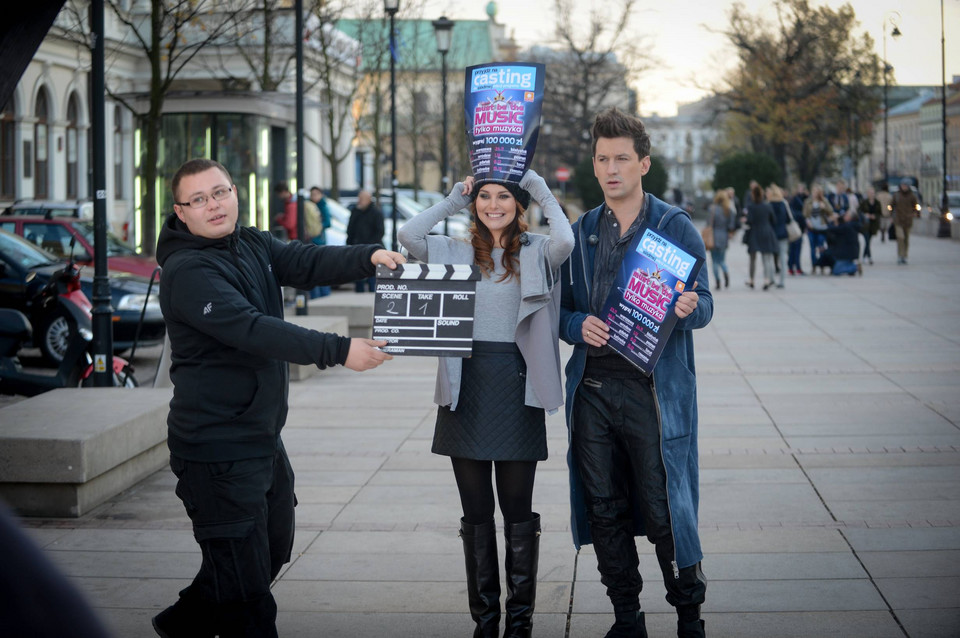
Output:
[3, 1, 362, 253]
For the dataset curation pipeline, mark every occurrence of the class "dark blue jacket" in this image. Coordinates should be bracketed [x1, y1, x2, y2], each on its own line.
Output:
[559, 194, 713, 569]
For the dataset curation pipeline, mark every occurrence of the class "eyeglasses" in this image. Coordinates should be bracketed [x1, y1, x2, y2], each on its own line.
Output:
[176, 186, 234, 209]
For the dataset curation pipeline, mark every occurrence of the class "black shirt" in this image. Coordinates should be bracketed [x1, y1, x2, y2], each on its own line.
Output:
[588, 195, 648, 359]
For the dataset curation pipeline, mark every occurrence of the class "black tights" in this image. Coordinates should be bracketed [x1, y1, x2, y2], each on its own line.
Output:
[451, 457, 537, 525]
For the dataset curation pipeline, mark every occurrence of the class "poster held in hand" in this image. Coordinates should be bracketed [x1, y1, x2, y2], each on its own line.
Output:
[598, 227, 704, 376]
[464, 62, 545, 185]
[373, 264, 480, 357]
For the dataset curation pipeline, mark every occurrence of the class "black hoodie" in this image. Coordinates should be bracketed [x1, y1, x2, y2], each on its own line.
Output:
[156, 213, 379, 462]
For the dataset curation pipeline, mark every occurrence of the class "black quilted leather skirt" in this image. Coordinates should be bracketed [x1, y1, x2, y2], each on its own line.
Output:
[433, 341, 547, 461]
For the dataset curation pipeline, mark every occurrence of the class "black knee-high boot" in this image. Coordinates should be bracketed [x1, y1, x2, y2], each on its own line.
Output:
[460, 518, 501, 638]
[502, 514, 540, 638]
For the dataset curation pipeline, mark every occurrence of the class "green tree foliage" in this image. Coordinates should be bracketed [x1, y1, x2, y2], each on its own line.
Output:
[718, 0, 881, 186]
[712, 152, 782, 200]
[645, 156, 668, 200]
[573, 156, 604, 210]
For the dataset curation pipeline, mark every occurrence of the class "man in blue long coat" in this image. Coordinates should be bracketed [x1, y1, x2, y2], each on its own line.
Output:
[559, 108, 713, 638]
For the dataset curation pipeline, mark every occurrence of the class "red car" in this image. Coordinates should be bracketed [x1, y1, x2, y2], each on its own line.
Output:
[0, 215, 158, 279]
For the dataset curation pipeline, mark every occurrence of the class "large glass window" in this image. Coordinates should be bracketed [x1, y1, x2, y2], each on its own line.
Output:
[66, 95, 79, 199]
[34, 91, 49, 199]
[1, 101, 14, 199]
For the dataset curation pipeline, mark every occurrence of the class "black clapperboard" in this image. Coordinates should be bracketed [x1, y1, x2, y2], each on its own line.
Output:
[373, 263, 481, 357]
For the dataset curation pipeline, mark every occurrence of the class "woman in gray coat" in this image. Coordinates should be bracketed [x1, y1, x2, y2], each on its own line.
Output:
[708, 189, 736, 289]
[398, 169, 573, 638]
[744, 183, 778, 290]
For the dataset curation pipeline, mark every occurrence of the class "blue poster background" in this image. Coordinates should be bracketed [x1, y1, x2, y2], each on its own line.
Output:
[463, 62, 545, 183]
[598, 226, 704, 375]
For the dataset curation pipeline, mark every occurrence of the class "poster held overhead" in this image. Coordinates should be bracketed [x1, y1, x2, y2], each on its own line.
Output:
[464, 62, 545, 186]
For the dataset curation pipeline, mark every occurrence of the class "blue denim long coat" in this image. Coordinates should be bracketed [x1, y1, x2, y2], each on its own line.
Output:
[558, 194, 714, 570]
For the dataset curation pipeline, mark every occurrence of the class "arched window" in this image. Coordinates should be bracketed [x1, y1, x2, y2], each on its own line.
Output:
[1, 100, 14, 199]
[66, 94, 79, 199]
[34, 91, 49, 199]
[114, 106, 123, 198]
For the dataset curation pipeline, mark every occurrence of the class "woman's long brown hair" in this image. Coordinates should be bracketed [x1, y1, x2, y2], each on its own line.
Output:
[469, 199, 528, 282]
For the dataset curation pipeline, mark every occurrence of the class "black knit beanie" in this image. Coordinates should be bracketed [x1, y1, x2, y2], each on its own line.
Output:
[471, 179, 531, 209]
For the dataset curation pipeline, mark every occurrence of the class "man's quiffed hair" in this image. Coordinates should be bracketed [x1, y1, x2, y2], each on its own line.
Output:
[171, 159, 233, 201]
[591, 107, 651, 160]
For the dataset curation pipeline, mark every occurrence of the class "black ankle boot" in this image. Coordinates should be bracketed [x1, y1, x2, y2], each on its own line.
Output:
[678, 617, 706, 637]
[503, 514, 540, 638]
[604, 609, 647, 638]
[460, 518, 501, 638]
[152, 587, 216, 638]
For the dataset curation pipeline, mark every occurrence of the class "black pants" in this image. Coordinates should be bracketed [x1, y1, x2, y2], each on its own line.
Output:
[572, 373, 706, 614]
[170, 441, 296, 637]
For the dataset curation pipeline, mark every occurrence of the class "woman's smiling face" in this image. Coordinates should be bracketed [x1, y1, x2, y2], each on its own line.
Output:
[475, 183, 517, 244]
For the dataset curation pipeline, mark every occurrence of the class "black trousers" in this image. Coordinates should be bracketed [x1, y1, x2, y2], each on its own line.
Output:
[572, 372, 706, 614]
[170, 440, 296, 637]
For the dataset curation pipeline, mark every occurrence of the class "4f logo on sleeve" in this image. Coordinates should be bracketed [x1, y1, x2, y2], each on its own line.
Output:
[202, 302, 213, 315]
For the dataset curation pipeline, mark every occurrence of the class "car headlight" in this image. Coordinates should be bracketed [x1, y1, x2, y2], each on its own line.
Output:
[116, 293, 160, 312]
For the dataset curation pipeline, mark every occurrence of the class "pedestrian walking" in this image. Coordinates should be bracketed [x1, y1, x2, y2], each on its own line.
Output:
[744, 184, 778, 290]
[767, 184, 790, 288]
[398, 168, 574, 638]
[787, 184, 808, 275]
[706, 190, 735, 289]
[803, 186, 834, 274]
[153, 158, 404, 638]
[892, 179, 918, 265]
[559, 107, 711, 638]
[876, 181, 892, 243]
[347, 190, 385, 291]
[858, 187, 881, 265]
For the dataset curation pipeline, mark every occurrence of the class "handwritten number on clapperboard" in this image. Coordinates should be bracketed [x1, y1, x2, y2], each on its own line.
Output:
[418, 302, 429, 315]
[386, 301, 399, 315]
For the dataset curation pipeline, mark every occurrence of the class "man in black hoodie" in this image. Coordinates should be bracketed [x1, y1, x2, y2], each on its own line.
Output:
[153, 158, 404, 638]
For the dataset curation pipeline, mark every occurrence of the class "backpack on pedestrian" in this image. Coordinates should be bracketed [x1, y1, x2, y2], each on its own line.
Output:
[304, 200, 322, 239]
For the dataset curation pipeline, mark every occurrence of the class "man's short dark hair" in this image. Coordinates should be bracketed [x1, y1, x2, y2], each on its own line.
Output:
[591, 107, 651, 159]
[274, 181, 291, 195]
[171, 159, 233, 201]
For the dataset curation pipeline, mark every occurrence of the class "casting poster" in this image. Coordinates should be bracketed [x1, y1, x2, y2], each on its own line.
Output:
[599, 226, 704, 376]
[463, 62, 545, 183]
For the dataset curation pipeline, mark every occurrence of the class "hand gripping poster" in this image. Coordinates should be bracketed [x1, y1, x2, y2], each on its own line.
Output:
[599, 226, 704, 376]
[464, 62, 545, 183]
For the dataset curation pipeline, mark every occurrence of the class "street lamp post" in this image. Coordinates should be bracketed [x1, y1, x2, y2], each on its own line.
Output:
[295, 0, 308, 314]
[432, 16, 453, 236]
[941, 0, 949, 215]
[938, 0, 952, 236]
[882, 11, 902, 186]
[385, 0, 399, 252]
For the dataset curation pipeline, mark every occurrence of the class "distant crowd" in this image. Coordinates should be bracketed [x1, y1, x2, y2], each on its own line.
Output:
[701, 178, 920, 290]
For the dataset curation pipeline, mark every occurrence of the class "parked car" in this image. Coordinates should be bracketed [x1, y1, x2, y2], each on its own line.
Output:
[339, 191, 470, 240]
[0, 215, 158, 279]
[2, 199, 93, 219]
[321, 197, 350, 246]
[0, 229, 165, 361]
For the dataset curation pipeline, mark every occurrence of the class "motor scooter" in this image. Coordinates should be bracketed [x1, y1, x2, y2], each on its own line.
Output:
[0, 246, 138, 396]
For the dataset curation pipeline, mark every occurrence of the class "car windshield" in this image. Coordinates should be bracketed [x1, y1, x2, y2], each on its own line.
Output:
[70, 221, 137, 257]
[0, 230, 59, 269]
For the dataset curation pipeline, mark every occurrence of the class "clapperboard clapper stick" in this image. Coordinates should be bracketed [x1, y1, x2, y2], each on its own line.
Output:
[373, 263, 481, 357]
